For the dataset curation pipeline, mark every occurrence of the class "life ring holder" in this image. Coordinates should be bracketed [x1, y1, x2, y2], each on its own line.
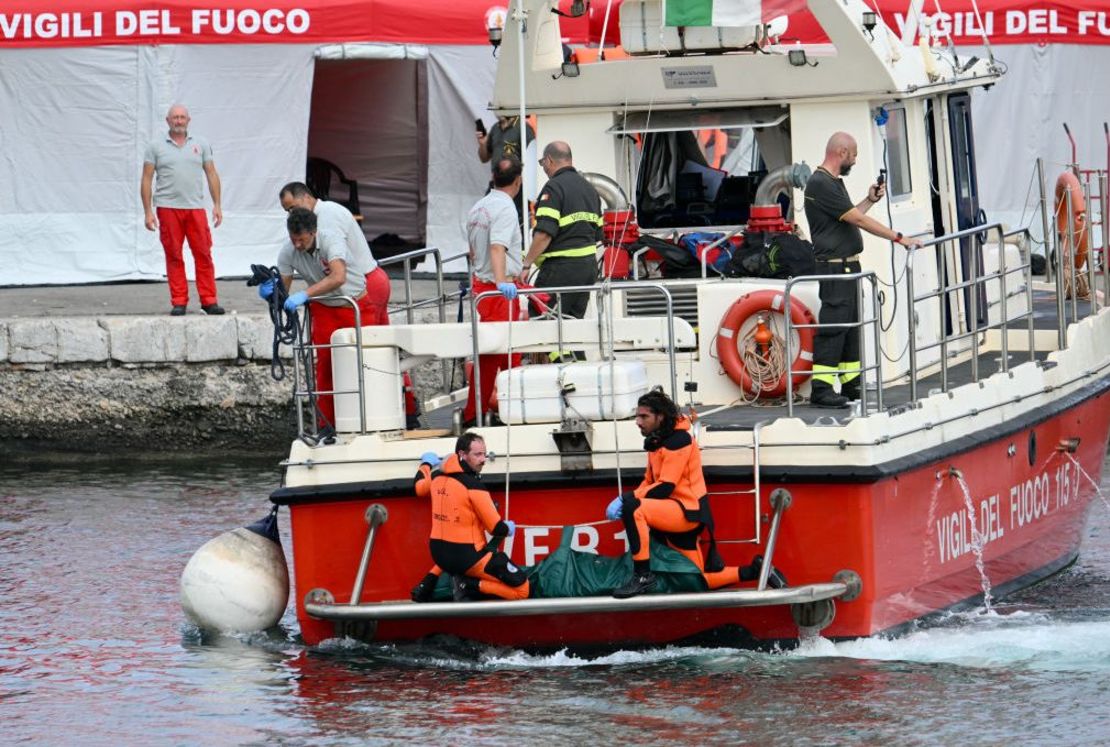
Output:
[1054, 171, 1089, 270]
[716, 290, 816, 398]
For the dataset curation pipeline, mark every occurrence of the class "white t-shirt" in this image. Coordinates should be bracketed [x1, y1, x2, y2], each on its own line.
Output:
[314, 199, 377, 275]
[467, 189, 522, 283]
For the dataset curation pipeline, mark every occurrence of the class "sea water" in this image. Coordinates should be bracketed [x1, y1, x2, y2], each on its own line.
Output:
[2, 452, 1109, 745]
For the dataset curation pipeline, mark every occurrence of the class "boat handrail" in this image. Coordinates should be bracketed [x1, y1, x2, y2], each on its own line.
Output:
[292, 294, 366, 440]
[378, 246, 462, 392]
[469, 281, 680, 426]
[783, 271, 882, 417]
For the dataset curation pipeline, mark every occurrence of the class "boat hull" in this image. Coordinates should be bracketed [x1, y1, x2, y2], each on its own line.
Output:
[278, 387, 1109, 648]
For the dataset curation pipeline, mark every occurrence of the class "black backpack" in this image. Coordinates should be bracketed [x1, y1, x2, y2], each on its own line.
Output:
[629, 234, 703, 279]
[726, 230, 816, 279]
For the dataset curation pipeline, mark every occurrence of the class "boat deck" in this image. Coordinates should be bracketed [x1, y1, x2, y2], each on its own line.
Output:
[419, 288, 1102, 433]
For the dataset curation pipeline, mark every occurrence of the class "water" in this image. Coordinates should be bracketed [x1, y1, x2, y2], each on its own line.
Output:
[951, 470, 995, 611]
[3, 453, 1110, 745]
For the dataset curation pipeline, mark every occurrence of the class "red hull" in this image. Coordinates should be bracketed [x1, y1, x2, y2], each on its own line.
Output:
[285, 390, 1110, 647]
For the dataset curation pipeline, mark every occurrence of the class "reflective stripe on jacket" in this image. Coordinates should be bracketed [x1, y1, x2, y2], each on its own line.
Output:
[534, 166, 603, 262]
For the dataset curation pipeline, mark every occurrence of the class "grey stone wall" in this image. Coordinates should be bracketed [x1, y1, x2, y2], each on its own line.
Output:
[0, 312, 453, 453]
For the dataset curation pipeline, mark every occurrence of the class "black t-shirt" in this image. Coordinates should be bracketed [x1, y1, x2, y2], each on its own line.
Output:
[487, 117, 536, 161]
[804, 168, 863, 260]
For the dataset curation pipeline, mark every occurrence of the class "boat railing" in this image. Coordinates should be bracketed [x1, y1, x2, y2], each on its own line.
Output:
[469, 281, 681, 426]
[781, 220, 1053, 416]
[378, 246, 469, 392]
[783, 271, 882, 417]
[293, 294, 365, 441]
[904, 222, 1038, 403]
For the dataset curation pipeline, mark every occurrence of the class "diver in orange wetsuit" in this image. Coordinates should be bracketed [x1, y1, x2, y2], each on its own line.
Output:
[412, 432, 530, 601]
[607, 390, 786, 598]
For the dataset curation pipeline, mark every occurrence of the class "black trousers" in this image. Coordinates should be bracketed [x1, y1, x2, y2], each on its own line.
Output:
[534, 255, 598, 319]
[813, 259, 861, 372]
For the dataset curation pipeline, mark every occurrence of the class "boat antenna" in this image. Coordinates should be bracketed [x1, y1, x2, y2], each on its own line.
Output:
[513, 0, 533, 248]
[965, 0, 996, 67]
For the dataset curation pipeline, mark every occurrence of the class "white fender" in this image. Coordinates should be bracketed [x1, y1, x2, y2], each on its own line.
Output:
[180, 517, 290, 634]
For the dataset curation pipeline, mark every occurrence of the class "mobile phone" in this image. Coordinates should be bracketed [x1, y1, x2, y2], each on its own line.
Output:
[877, 169, 887, 186]
[475, 118, 487, 136]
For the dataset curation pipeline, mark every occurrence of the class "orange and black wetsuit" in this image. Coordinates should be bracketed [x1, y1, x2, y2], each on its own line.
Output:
[619, 416, 741, 589]
[415, 454, 529, 600]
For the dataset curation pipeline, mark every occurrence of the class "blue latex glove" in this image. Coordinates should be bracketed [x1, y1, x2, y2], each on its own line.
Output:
[496, 282, 518, 300]
[605, 496, 623, 521]
[504, 519, 516, 537]
[257, 279, 275, 300]
[420, 451, 442, 468]
[284, 290, 309, 312]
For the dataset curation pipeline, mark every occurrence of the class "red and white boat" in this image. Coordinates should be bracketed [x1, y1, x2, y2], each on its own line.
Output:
[270, 0, 1110, 648]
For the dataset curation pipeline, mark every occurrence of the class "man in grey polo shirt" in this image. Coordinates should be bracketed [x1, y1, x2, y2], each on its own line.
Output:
[268, 207, 373, 429]
[277, 182, 389, 324]
[141, 104, 224, 316]
[277, 181, 421, 427]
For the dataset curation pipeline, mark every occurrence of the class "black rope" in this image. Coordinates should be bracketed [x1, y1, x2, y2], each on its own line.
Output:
[246, 265, 335, 445]
[246, 264, 300, 381]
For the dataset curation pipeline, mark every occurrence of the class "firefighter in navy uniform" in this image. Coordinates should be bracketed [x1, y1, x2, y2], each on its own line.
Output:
[411, 433, 530, 601]
[607, 390, 786, 598]
[521, 141, 603, 322]
[804, 131, 923, 408]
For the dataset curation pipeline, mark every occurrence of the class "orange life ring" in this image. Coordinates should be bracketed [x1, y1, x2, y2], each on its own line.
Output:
[716, 290, 816, 398]
[1054, 172, 1089, 269]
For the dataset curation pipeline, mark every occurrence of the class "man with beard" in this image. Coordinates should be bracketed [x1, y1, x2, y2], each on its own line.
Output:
[803, 132, 923, 408]
[605, 390, 785, 599]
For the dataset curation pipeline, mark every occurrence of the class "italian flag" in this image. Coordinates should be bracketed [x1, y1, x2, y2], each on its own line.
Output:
[664, 0, 807, 27]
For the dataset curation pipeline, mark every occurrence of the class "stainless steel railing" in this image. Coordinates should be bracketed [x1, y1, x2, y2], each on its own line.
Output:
[783, 271, 882, 417]
[469, 282, 680, 426]
[292, 294, 365, 440]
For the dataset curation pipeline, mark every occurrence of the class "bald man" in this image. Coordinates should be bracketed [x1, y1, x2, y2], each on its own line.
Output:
[803, 132, 923, 408]
[141, 104, 224, 316]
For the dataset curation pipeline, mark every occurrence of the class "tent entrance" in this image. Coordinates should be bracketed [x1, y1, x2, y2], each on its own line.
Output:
[307, 56, 429, 258]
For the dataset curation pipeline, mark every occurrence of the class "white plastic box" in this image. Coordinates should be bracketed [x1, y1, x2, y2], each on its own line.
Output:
[495, 361, 650, 425]
[620, 0, 760, 55]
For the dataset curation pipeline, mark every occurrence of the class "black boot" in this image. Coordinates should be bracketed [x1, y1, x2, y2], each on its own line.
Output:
[613, 561, 657, 599]
[840, 379, 861, 401]
[452, 576, 481, 601]
[410, 572, 440, 603]
[810, 381, 849, 408]
[747, 554, 788, 589]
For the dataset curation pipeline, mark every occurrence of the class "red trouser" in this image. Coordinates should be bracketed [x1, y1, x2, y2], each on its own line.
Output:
[629, 498, 741, 590]
[463, 279, 524, 422]
[364, 267, 418, 417]
[363, 266, 391, 325]
[157, 207, 216, 306]
[309, 295, 375, 427]
[310, 273, 416, 427]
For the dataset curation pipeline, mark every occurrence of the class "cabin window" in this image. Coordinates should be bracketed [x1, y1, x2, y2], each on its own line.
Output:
[885, 106, 912, 200]
[609, 107, 792, 229]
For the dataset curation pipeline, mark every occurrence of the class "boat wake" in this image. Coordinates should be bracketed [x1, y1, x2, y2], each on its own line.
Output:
[790, 610, 1110, 671]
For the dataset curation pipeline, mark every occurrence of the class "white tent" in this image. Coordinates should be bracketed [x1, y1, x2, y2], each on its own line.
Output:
[1, 0, 1106, 286]
[0, 0, 505, 286]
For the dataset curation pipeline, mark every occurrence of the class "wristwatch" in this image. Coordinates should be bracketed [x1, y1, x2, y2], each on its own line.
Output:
[895, 232, 904, 243]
